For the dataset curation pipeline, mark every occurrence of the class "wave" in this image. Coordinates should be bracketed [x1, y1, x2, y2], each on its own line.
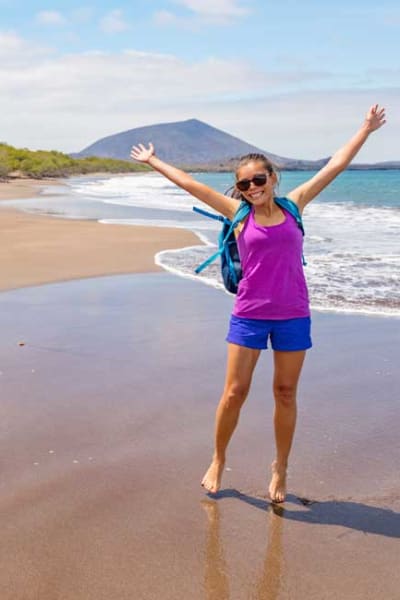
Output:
[43, 174, 400, 318]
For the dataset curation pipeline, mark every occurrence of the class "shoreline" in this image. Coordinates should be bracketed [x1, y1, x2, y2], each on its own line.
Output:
[0, 176, 60, 201]
[0, 177, 200, 292]
[1, 175, 398, 319]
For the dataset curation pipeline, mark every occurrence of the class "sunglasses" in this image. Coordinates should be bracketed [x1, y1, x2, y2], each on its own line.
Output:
[235, 173, 267, 192]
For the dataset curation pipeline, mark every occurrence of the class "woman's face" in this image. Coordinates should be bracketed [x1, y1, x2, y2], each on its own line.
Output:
[235, 161, 276, 205]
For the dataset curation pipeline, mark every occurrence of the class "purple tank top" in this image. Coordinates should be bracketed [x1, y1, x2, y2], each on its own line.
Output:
[233, 205, 310, 320]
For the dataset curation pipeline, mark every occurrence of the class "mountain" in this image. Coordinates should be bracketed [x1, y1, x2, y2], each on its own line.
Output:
[73, 118, 399, 171]
[73, 118, 327, 170]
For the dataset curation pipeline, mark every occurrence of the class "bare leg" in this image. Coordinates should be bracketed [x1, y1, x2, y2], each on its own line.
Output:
[269, 350, 306, 503]
[201, 343, 261, 493]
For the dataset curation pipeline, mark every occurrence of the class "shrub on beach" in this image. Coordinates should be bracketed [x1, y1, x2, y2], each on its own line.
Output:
[0, 143, 149, 178]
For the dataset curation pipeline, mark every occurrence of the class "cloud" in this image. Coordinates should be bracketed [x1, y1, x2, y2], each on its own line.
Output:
[173, 0, 250, 18]
[153, 10, 181, 27]
[99, 10, 129, 34]
[0, 31, 51, 67]
[0, 33, 397, 161]
[36, 11, 67, 26]
[212, 91, 398, 162]
[156, 0, 250, 26]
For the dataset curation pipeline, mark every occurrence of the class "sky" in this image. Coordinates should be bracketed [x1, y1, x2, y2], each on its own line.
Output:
[0, 0, 399, 161]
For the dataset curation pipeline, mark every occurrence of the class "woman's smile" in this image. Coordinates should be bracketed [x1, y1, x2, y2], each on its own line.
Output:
[247, 188, 266, 201]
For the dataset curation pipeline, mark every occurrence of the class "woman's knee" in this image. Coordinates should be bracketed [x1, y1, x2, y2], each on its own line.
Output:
[273, 381, 297, 408]
[222, 379, 250, 409]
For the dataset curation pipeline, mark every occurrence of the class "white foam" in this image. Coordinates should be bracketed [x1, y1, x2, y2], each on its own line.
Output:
[71, 173, 210, 213]
[69, 175, 400, 318]
[154, 251, 227, 293]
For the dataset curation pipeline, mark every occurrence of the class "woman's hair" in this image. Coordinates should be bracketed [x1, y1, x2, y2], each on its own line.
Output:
[235, 153, 276, 178]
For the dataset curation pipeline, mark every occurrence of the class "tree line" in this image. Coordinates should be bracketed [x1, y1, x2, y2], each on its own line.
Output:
[0, 143, 149, 179]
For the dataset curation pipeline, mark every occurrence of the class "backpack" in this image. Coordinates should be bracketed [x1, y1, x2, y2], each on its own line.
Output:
[193, 197, 305, 294]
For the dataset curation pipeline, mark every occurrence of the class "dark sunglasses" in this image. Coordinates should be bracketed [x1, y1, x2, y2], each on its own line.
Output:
[235, 173, 267, 192]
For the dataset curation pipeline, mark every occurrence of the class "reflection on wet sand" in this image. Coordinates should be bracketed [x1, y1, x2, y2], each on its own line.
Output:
[202, 500, 230, 600]
[202, 500, 285, 600]
[254, 504, 285, 599]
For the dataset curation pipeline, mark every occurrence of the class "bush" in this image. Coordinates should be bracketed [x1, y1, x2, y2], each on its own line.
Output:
[0, 143, 149, 178]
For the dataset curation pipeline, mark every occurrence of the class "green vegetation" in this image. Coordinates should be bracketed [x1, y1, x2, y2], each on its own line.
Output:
[0, 143, 149, 179]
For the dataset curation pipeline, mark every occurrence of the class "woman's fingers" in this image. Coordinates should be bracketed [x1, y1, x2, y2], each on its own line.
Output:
[130, 142, 154, 162]
[365, 104, 386, 131]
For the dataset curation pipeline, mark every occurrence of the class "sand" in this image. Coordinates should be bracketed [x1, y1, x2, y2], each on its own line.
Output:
[0, 178, 198, 291]
[0, 178, 399, 599]
[0, 177, 59, 201]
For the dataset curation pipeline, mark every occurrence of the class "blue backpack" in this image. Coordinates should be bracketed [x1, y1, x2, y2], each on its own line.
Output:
[193, 197, 305, 294]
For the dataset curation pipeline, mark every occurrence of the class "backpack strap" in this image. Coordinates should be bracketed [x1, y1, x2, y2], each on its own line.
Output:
[219, 202, 251, 284]
[274, 197, 304, 234]
[192, 206, 225, 223]
[192, 197, 307, 275]
[193, 201, 250, 274]
[232, 201, 252, 225]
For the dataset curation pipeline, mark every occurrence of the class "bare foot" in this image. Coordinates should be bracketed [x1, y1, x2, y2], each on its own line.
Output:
[201, 459, 225, 493]
[268, 461, 287, 503]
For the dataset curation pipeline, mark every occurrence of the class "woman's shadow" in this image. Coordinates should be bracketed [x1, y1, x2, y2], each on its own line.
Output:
[212, 488, 400, 538]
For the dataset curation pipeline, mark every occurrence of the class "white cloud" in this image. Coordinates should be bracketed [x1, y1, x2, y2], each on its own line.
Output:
[36, 11, 67, 26]
[153, 10, 180, 26]
[212, 91, 398, 162]
[0, 31, 51, 67]
[99, 10, 129, 34]
[173, 0, 250, 18]
[157, 0, 250, 26]
[153, 10, 202, 29]
[0, 33, 397, 162]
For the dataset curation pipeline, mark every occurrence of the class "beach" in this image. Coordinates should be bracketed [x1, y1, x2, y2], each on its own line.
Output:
[0, 178, 198, 291]
[0, 178, 399, 599]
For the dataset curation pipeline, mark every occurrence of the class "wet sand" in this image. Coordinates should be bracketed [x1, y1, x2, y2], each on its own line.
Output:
[0, 177, 59, 201]
[0, 273, 399, 600]
[0, 178, 198, 290]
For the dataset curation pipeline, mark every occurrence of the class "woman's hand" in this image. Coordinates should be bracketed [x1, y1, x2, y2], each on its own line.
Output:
[130, 141, 239, 220]
[130, 142, 155, 163]
[364, 104, 386, 133]
[288, 103, 387, 209]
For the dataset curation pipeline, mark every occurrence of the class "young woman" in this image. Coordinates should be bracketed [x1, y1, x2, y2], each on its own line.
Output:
[131, 105, 386, 502]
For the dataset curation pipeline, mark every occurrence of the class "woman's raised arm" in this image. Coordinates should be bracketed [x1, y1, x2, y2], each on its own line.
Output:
[130, 143, 239, 220]
[287, 104, 386, 212]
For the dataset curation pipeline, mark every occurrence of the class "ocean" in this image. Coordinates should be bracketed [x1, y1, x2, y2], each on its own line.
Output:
[5, 170, 400, 318]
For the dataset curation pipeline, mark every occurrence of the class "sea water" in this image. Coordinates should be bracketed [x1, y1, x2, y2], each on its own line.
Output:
[6, 170, 400, 317]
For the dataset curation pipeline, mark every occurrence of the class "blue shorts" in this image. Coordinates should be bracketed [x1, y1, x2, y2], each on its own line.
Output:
[226, 314, 312, 351]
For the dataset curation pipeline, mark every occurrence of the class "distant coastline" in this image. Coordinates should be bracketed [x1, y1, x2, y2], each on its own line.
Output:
[2, 163, 400, 182]
[178, 161, 400, 173]
[1, 129, 399, 182]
